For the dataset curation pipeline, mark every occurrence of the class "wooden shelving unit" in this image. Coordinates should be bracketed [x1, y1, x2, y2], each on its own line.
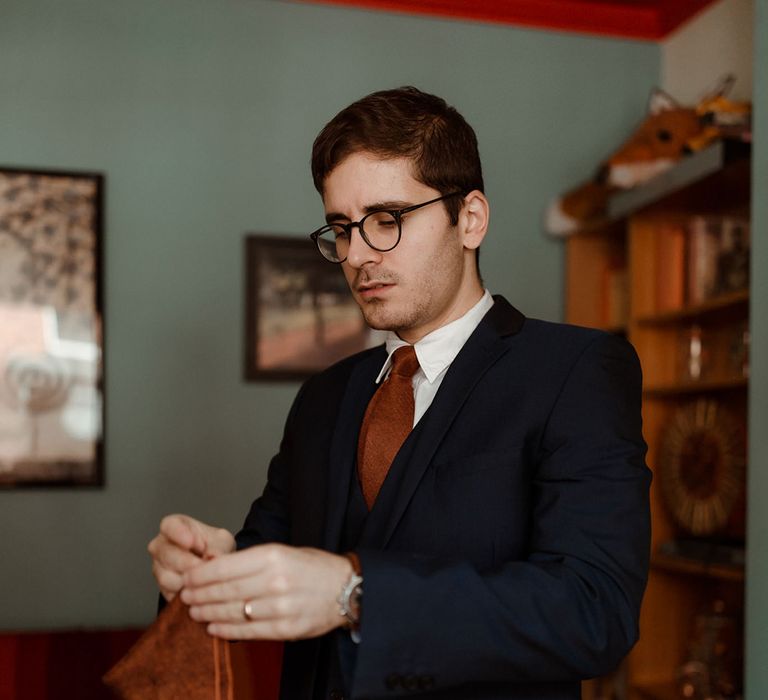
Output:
[564, 141, 751, 700]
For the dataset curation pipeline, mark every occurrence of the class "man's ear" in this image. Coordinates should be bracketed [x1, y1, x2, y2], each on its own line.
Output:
[459, 190, 489, 250]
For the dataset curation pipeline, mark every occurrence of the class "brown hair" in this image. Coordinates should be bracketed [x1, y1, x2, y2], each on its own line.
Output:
[311, 86, 484, 225]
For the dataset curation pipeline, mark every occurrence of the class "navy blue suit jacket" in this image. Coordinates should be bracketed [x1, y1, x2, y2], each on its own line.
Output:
[236, 296, 651, 699]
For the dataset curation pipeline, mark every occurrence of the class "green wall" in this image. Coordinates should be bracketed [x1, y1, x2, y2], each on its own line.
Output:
[1, 0, 661, 628]
[746, 0, 768, 697]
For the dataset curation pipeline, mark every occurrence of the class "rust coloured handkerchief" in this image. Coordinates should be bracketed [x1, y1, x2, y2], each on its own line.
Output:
[103, 595, 233, 700]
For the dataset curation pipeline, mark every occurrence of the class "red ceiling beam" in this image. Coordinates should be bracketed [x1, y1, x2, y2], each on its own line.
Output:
[296, 0, 718, 41]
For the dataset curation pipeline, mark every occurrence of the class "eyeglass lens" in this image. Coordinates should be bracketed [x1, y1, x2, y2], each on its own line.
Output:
[317, 210, 400, 262]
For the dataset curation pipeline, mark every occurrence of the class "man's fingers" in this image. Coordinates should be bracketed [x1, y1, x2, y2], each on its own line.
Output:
[159, 514, 206, 555]
[189, 600, 264, 624]
[149, 515, 235, 603]
[148, 529, 206, 600]
[181, 568, 276, 606]
[188, 601, 244, 624]
[182, 544, 277, 588]
[158, 515, 235, 559]
[148, 534, 204, 573]
[206, 619, 299, 641]
[176, 547, 351, 641]
[152, 561, 183, 601]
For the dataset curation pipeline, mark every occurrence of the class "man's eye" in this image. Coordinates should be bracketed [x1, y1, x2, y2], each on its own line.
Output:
[371, 216, 397, 229]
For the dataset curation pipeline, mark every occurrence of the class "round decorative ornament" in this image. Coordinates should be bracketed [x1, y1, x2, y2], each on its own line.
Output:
[658, 399, 744, 537]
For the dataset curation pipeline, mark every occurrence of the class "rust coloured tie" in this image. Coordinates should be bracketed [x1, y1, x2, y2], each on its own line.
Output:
[357, 345, 420, 509]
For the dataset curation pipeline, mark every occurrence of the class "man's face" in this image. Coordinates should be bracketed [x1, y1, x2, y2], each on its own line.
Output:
[322, 152, 476, 344]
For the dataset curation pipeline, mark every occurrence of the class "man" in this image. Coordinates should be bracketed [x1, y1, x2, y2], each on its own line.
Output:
[149, 87, 651, 699]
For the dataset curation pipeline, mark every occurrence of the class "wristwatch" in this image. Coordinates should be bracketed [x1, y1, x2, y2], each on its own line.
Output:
[338, 552, 363, 642]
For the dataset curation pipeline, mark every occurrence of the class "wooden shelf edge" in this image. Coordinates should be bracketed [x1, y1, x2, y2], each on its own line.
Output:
[652, 553, 745, 582]
[643, 376, 748, 397]
[634, 289, 750, 325]
[561, 140, 750, 236]
[608, 140, 750, 219]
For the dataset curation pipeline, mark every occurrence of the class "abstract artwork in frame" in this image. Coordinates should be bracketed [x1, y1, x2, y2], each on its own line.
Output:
[0, 166, 104, 487]
[245, 234, 383, 381]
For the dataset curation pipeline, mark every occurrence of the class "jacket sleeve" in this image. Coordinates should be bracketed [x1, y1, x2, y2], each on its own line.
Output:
[350, 334, 651, 697]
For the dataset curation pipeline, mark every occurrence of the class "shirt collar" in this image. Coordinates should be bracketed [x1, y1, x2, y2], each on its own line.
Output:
[374, 290, 495, 384]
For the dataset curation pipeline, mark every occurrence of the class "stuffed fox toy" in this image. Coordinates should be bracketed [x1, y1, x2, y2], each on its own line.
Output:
[545, 76, 751, 236]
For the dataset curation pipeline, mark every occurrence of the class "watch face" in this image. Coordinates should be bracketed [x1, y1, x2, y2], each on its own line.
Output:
[658, 399, 744, 536]
[351, 583, 362, 606]
[339, 574, 363, 627]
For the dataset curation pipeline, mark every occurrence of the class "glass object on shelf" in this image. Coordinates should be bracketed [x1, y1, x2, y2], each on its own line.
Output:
[678, 599, 741, 700]
[677, 321, 749, 384]
[720, 320, 750, 380]
[732, 322, 750, 378]
[679, 324, 709, 381]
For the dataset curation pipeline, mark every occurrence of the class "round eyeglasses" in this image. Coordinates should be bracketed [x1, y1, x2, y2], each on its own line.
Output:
[309, 191, 465, 263]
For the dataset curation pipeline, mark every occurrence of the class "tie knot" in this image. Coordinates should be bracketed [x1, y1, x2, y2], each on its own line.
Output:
[390, 345, 419, 379]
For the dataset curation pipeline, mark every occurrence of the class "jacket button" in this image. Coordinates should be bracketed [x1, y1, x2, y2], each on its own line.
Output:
[385, 673, 401, 690]
[403, 674, 419, 691]
[418, 675, 435, 690]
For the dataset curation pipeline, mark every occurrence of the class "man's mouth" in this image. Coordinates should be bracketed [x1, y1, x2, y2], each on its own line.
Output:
[357, 281, 395, 298]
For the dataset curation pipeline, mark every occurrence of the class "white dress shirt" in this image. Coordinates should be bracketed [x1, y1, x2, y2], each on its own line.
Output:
[374, 290, 495, 426]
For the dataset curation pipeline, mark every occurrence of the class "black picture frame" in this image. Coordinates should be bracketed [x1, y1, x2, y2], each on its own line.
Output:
[0, 166, 105, 488]
[244, 234, 376, 381]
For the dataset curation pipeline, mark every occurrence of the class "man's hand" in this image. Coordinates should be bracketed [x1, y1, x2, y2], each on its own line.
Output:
[148, 514, 235, 602]
[180, 544, 353, 641]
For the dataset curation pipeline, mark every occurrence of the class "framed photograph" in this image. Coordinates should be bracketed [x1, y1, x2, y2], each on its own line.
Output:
[0, 166, 104, 487]
[245, 234, 381, 381]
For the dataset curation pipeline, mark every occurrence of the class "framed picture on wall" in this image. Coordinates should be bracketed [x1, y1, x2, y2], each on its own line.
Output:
[245, 234, 381, 381]
[0, 166, 105, 487]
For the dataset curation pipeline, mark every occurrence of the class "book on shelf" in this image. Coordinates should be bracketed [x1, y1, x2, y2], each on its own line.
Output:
[655, 222, 686, 312]
[686, 215, 750, 307]
[687, 216, 721, 306]
[602, 261, 628, 328]
[714, 217, 750, 296]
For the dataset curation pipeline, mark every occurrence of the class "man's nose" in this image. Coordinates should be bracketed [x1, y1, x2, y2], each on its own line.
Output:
[346, 227, 382, 269]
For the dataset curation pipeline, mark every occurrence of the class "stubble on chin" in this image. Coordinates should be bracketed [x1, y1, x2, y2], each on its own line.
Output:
[347, 269, 427, 335]
[356, 294, 428, 337]
[347, 270, 398, 327]
[355, 296, 388, 331]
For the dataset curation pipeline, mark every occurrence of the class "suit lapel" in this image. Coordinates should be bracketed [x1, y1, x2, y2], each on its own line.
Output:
[358, 297, 525, 549]
[322, 347, 385, 552]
